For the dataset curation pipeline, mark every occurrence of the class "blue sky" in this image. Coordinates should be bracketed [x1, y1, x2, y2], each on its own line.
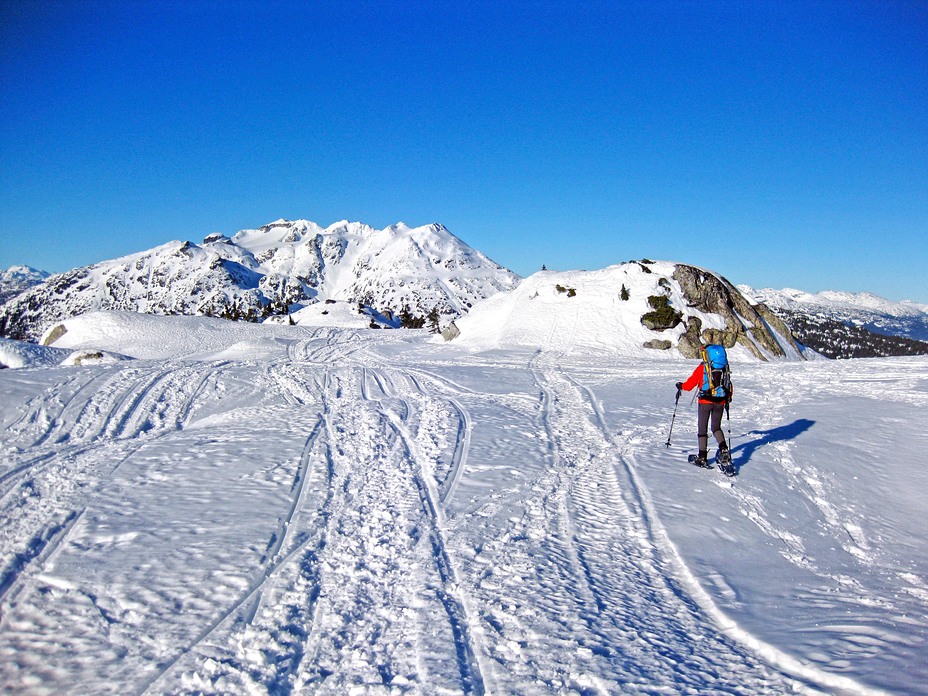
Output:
[1, 1, 926, 302]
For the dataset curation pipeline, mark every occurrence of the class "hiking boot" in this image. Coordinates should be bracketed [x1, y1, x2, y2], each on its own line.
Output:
[717, 447, 732, 465]
[691, 453, 710, 468]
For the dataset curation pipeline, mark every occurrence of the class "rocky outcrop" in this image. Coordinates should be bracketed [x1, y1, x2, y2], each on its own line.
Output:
[441, 321, 461, 341]
[640, 295, 683, 331]
[41, 324, 68, 346]
[672, 264, 803, 360]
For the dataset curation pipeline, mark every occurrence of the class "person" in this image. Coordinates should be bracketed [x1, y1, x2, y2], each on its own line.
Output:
[676, 349, 733, 470]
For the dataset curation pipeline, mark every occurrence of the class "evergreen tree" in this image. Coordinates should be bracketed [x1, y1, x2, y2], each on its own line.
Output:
[427, 307, 441, 333]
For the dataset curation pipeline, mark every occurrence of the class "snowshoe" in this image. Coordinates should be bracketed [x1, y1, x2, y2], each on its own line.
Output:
[716, 448, 736, 477]
[688, 454, 713, 469]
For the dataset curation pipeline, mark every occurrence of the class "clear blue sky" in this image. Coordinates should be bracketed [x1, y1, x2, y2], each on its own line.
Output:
[2, 0, 926, 302]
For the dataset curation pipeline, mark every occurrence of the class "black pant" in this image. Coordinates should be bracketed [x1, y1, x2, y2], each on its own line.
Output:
[697, 402, 727, 454]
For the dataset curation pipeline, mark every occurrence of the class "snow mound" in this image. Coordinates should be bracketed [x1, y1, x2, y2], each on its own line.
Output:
[453, 262, 803, 361]
[281, 300, 373, 329]
[39, 311, 308, 361]
[0, 337, 71, 368]
[60, 349, 132, 367]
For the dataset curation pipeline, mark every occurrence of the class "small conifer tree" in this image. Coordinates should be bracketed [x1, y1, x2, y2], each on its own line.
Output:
[427, 307, 441, 333]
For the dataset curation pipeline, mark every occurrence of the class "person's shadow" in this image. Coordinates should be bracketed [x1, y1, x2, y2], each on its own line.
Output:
[729, 419, 815, 473]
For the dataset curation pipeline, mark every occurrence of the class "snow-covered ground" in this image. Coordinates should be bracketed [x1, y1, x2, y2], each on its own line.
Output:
[1, 314, 926, 694]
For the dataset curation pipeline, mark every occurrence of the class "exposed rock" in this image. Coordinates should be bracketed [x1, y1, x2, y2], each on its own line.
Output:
[41, 323, 68, 346]
[672, 264, 798, 360]
[677, 317, 703, 359]
[70, 351, 103, 366]
[641, 295, 682, 331]
[643, 339, 672, 350]
[755, 303, 804, 354]
[441, 321, 461, 341]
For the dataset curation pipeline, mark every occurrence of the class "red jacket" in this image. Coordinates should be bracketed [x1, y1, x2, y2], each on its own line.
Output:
[680, 363, 732, 404]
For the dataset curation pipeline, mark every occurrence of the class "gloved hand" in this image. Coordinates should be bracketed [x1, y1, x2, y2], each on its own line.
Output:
[675, 382, 683, 390]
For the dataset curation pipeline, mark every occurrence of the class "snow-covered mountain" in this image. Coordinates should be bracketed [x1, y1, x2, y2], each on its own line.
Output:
[743, 286, 928, 341]
[741, 286, 928, 359]
[0, 220, 520, 341]
[0, 265, 50, 305]
[452, 260, 806, 361]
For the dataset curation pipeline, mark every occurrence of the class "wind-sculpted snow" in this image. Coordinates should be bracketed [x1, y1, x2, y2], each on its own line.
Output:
[1, 318, 926, 694]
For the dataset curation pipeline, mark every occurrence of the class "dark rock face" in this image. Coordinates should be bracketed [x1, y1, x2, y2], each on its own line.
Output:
[672, 264, 803, 360]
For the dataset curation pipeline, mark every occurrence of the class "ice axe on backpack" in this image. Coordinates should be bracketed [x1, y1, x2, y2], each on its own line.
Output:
[665, 385, 683, 447]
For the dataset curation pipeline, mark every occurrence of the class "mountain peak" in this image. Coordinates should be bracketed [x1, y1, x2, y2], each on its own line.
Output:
[0, 218, 520, 340]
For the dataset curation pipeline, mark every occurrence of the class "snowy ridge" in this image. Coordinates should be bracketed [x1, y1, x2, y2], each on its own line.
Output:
[0, 220, 520, 341]
[743, 285, 928, 341]
[1, 313, 926, 693]
[453, 261, 805, 361]
[0, 266, 50, 305]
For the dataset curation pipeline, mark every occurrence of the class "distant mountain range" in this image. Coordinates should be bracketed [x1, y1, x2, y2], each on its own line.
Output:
[0, 220, 519, 341]
[0, 266, 49, 305]
[2, 221, 927, 361]
[740, 286, 928, 359]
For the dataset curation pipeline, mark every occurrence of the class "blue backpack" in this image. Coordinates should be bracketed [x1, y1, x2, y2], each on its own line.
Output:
[700, 344, 731, 402]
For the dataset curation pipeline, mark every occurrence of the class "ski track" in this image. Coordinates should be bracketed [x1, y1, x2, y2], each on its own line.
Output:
[566, 370, 878, 695]
[148, 355, 488, 694]
[464, 353, 802, 693]
[1, 329, 922, 694]
[0, 361, 227, 633]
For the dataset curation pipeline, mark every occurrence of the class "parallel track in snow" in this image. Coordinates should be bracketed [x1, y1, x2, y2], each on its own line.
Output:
[376, 368, 489, 695]
[3, 334, 913, 695]
[565, 369, 876, 695]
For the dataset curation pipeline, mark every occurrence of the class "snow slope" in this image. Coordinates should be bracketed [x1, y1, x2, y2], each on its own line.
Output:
[454, 262, 805, 361]
[1, 313, 926, 694]
[0, 338, 72, 369]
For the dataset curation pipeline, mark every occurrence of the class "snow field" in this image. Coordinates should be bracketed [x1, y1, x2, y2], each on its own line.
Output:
[1, 318, 926, 694]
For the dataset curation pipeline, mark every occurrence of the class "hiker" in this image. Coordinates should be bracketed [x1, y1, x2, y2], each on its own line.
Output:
[676, 344, 734, 472]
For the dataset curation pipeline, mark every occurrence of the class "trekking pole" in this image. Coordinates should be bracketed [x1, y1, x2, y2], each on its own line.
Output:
[665, 387, 682, 447]
[725, 401, 733, 452]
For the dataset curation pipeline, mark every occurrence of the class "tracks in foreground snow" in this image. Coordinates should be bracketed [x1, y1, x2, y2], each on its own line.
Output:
[145, 362, 487, 695]
[2, 332, 888, 694]
[444, 353, 801, 692]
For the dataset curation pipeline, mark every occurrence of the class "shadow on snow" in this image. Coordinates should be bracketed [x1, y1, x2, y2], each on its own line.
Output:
[731, 418, 816, 473]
